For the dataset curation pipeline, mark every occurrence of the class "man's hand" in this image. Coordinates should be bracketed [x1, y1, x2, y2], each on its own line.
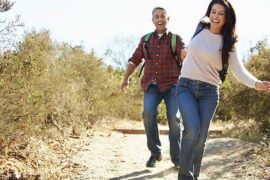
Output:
[121, 63, 137, 93]
[121, 79, 129, 93]
[181, 48, 187, 60]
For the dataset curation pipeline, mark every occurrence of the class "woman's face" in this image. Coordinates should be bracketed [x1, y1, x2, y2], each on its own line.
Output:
[209, 3, 226, 34]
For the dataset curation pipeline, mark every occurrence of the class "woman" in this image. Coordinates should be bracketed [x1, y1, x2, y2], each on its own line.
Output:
[176, 0, 270, 179]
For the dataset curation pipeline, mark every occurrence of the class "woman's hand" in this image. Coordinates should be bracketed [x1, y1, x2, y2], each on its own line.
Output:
[255, 81, 270, 92]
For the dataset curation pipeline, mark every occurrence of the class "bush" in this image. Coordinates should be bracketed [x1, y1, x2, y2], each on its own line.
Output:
[216, 40, 270, 135]
[0, 29, 145, 139]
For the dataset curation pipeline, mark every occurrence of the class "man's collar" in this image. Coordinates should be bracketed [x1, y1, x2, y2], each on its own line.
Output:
[154, 29, 169, 37]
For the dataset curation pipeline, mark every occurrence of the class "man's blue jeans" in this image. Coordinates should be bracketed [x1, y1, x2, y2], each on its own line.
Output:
[143, 85, 181, 164]
[176, 78, 219, 180]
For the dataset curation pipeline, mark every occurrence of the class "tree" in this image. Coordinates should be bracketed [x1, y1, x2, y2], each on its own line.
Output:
[0, 0, 24, 52]
[0, 0, 14, 12]
[103, 34, 139, 69]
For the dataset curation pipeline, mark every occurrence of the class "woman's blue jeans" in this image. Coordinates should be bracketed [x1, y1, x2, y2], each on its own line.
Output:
[143, 85, 181, 164]
[176, 78, 219, 180]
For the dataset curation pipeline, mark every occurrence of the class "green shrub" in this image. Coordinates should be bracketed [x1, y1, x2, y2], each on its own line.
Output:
[216, 40, 270, 135]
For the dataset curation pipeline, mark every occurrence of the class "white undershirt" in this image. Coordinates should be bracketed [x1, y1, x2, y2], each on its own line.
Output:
[180, 29, 258, 88]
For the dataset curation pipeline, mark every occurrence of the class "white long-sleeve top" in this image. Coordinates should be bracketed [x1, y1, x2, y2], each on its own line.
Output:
[180, 28, 258, 88]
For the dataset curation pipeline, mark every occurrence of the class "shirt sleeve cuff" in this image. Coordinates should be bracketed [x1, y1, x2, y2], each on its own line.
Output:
[128, 61, 136, 66]
[254, 80, 262, 90]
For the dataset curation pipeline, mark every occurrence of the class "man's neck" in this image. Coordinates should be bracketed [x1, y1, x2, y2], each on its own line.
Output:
[156, 29, 167, 34]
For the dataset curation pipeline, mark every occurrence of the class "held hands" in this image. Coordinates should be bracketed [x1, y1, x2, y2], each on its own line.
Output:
[255, 81, 270, 92]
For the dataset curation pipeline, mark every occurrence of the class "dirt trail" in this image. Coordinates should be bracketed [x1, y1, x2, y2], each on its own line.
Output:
[71, 120, 270, 180]
[0, 119, 269, 179]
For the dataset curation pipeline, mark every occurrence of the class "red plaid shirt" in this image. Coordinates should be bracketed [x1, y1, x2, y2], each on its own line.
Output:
[128, 30, 185, 92]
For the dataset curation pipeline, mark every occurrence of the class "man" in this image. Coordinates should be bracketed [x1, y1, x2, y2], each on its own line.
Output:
[121, 7, 185, 169]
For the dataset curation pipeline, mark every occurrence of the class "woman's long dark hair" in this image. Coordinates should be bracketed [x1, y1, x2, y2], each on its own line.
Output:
[204, 0, 238, 64]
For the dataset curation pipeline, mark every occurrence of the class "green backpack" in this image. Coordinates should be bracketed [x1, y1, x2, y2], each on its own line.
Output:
[138, 32, 182, 77]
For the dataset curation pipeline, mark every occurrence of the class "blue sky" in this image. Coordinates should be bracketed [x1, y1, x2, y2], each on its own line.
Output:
[4, 0, 270, 60]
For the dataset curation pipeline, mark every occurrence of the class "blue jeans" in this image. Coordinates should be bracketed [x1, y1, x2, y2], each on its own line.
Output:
[176, 78, 219, 180]
[143, 85, 181, 164]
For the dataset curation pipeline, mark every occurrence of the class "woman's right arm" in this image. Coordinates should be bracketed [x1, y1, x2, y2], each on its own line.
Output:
[229, 50, 270, 92]
[229, 50, 258, 88]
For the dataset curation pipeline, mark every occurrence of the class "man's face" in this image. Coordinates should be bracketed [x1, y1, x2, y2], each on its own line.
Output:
[152, 9, 169, 34]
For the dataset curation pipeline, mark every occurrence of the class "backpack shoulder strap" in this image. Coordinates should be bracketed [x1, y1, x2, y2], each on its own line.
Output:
[192, 22, 207, 39]
[143, 32, 154, 57]
[171, 33, 177, 56]
[218, 64, 229, 83]
[144, 32, 153, 42]
[138, 32, 153, 77]
[171, 33, 182, 69]
[219, 52, 229, 83]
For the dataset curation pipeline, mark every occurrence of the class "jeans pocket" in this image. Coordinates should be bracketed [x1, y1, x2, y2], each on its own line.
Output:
[176, 82, 187, 96]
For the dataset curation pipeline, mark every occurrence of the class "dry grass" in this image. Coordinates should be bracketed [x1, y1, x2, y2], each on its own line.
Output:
[215, 119, 270, 169]
[0, 127, 90, 179]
